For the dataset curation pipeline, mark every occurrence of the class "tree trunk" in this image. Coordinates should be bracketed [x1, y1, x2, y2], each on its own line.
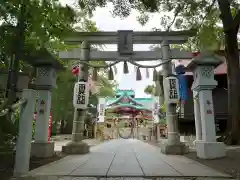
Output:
[217, 0, 240, 145]
[224, 28, 240, 145]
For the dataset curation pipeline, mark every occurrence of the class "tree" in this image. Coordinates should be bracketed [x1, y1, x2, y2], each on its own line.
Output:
[51, 68, 117, 134]
[77, 0, 240, 145]
[0, 0, 102, 146]
[144, 84, 155, 95]
[0, 0, 79, 105]
[0, 0, 79, 147]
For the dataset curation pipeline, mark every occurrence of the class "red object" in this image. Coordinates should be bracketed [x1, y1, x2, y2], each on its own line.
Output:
[34, 112, 37, 120]
[72, 65, 80, 75]
[48, 112, 52, 143]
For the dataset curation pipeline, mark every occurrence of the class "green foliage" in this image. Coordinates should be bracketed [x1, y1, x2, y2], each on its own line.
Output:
[144, 84, 155, 96]
[51, 61, 118, 133]
[159, 117, 166, 124]
[1, 0, 77, 58]
[0, 0, 104, 145]
[76, 0, 240, 51]
[51, 65, 76, 128]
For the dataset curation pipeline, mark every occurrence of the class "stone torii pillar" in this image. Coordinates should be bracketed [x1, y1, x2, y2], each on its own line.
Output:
[62, 41, 90, 154]
[187, 51, 226, 159]
[160, 41, 189, 155]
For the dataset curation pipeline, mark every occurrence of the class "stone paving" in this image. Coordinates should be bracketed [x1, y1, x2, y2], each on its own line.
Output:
[54, 139, 102, 152]
[12, 177, 236, 180]
[22, 139, 235, 180]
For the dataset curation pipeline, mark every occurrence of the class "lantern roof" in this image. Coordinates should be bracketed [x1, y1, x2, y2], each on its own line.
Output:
[24, 48, 64, 70]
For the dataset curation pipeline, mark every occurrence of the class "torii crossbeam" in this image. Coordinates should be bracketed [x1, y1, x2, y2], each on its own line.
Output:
[59, 48, 193, 61]
[63, 30, 196, 44]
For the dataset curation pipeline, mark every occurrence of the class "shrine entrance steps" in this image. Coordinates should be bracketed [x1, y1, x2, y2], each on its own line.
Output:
[23, 139, 234, 180]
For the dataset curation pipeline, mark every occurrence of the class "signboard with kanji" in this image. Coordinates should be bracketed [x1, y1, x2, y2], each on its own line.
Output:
[117, 30, 133, 55]
[163, 76, 180, 104]
[73, 82, 89, 109]
[152, 96, 160, 123]
[98, 98, 106, 122]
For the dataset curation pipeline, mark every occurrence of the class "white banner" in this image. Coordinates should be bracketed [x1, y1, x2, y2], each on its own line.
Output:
[152, 96, 159, 123]
[163, 76, 180, 104]
[98, 98, 106, 122]
[73, 82, 90, 109]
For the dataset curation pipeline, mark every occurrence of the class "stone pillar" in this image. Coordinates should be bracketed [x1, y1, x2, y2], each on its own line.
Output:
[34, 91, 52, 142]
[148, 128, 152, 141]
[160, 41, 188, 155]
[187, 52, 226, 159]
[193, 90, 202, 141]
[156, 124, 161, 141]
[31, 67, 56, 158]
[14, 89, 36, 177]
[62, 41, 90, 154]
[198, 90, 217, 142]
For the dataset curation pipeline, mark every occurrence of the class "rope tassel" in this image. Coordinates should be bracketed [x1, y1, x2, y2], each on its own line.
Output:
[136, 67, 142, 81]
[146, 68, 150, 78]
[113, 65, 117, 74]
[153, 68, 158, 81]
[123, 61, 129, 74]
[92, 68, 98, 81]
[108, 67, 114, 80]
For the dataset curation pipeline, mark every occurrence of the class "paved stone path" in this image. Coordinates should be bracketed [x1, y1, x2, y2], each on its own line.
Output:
[24, 139, 234, 180]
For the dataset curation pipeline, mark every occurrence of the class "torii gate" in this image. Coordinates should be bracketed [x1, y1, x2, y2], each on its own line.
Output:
[59, 30, 195, 155]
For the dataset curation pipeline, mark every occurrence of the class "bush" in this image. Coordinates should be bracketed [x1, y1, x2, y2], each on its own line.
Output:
[0, 108, 35, 152]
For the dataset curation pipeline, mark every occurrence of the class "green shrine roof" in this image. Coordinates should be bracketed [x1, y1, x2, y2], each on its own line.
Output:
[116, 89, 135, 96]
[105, 89, 154, 112]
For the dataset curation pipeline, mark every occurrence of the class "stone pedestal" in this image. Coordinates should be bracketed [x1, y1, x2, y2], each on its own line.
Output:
[151, 136, 156, 141]
[31, 142, 55, 158]
[62, 141, 89, 154]
[160, 140, 189, 155]
[195, 140, 226, 159]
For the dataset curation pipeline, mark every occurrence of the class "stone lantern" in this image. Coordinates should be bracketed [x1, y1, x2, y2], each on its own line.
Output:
[26, 48, 64, 158]
[187, 51, 226, 159]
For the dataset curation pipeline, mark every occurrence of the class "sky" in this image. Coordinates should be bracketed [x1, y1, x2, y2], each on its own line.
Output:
[61, 1, 165, 97]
